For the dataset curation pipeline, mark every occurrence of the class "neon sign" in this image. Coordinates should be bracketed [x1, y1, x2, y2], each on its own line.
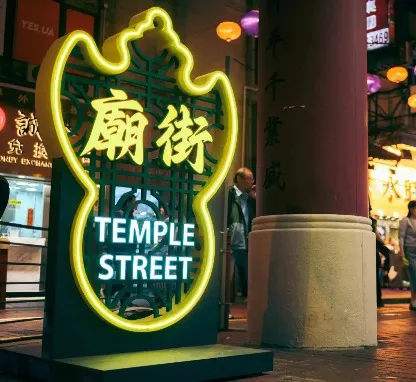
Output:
[79, 89, 212, 174]
[35, 7, 237, 332]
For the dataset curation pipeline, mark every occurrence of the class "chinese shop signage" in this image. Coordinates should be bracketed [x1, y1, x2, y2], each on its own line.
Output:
[36, 7, 237, 332]
[0, 104, 51, 178]
[367, 0, 395, 51]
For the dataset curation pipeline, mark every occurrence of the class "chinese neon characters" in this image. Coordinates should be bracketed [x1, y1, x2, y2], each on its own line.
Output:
[80, 89, 148, 165]
[156, 105, 213, 174]
[81, 89, 213, 174]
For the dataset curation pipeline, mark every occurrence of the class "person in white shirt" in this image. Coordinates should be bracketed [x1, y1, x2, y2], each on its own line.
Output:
[399, 200, 416, 311]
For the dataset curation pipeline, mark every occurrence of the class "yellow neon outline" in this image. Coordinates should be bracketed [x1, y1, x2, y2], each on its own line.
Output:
[35, 7, 237, 332]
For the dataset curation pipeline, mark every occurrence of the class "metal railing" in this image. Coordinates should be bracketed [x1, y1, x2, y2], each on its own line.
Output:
[0, 220, 47, 344]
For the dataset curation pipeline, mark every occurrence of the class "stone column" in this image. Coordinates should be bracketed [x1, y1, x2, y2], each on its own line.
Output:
[248, 0, 376, 348]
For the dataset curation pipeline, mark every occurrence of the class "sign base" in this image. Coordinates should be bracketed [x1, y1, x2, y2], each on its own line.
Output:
[1, 341, 273, 381]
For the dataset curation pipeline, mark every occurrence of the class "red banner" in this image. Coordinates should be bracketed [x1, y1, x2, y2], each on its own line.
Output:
[13, 0, 60, 65]
[66, 9, 95, 35]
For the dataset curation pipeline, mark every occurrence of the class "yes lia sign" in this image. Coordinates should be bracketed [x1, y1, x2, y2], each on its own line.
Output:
[35, 7, 237, 332]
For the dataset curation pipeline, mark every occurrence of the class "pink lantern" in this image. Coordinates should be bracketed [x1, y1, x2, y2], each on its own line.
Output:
[241, 10, 259, 37]
[0, 107, 6, 132]
[367, 74, 381, 94]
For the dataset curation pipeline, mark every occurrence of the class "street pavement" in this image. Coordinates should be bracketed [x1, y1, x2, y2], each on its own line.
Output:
[0, 303, 415, 381]
[222, 304, 416, 382]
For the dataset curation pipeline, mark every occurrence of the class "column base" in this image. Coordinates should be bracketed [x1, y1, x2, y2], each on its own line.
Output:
[248, 214, 377, 348]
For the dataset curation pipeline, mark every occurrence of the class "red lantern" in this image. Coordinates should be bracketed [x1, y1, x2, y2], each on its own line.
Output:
[0, 107, 6, 132]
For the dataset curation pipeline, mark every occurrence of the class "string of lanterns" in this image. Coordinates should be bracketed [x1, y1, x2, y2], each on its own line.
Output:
[216, 9, 259, 42]
[368, 66, 416, 109]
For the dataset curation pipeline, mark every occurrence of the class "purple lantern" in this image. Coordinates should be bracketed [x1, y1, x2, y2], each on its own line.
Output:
[367, 74, 381, 94]
[241, 9, 259, 37]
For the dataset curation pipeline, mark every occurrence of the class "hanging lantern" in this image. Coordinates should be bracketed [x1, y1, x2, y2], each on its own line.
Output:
[216, 21, 241, 42]
[0, 107, 6, 132]
[387, 66, 408, 83]
[367, 74, 381, 94]
[241, 9, 259, 37]
[408, 94, 416, 108]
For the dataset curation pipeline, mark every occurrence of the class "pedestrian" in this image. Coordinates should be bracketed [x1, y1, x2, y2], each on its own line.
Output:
[370, 214, 390, 308]
[399, 200, 416, 311]
[0, 175, 9, 220]
[227, 167, 256, 301]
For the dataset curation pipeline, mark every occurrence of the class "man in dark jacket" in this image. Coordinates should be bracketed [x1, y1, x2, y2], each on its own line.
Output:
[227, 167, 256, 299]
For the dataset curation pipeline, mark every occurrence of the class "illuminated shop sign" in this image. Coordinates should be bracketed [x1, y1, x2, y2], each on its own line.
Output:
[36, 7, 237, 332]
[367, 0, 395, 51]
[0, 106, 52, 176]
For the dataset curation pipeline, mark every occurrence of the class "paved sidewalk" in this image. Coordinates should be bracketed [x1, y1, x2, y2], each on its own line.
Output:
[382, 288, 411, 303]
[0, 303, 415, 381]
[229, 288, 412, 320]
[221, 304, 416, 381]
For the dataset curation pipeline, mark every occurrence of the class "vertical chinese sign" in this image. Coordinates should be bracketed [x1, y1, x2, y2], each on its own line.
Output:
[367, 0, 395, 51]
[257, 0, 286, 213]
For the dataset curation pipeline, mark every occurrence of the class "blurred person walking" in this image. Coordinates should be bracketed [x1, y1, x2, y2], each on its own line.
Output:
[227, 167, 256, 301]
[399, 200, 416, 311]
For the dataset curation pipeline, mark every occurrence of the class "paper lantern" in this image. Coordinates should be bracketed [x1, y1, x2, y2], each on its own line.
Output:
[0, 107, 6, 132]
[408, 94, 416, 108]
[241, 9, 259, 37]
[367, 74, 381, 94]
[387, 66, 408, 83]
[216, 21, 241, 42]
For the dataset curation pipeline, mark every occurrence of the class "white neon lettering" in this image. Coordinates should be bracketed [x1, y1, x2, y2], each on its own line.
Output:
[115, 255, 131, 280]
[98, 254, 114, 280]
[169, 223, 180, 246]
[129, 219, 151, 244]
[165, 256, 177, 280]
[94, 217, 196, 247]
[150, 256, 163, 280]
[95, 216, 111, 242]
[183, 224, 195, 246]
[178, 256, 192, 279]
[153, 221, 168, 244]
[132, 255, 148, 280]
[112, 218, 126, 243]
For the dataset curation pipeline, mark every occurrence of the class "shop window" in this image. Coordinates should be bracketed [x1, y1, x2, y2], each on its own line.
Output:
[0, 175, 49, 239]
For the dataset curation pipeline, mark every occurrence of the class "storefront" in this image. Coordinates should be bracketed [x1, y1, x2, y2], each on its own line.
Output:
[0, 84, 51, 294]
[369, 155, 415, 290]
